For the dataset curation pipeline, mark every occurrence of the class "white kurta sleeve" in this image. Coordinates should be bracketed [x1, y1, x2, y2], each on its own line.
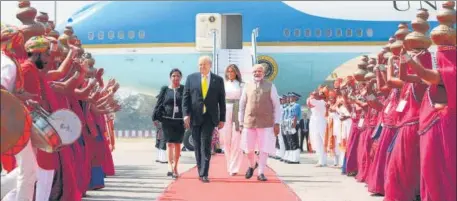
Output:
[270, 84, 281, 124]
[1, 55, 17, 92]
[238, 85, 247, 125]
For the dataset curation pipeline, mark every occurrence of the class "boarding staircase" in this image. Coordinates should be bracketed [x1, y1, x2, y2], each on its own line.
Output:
[213, 28, 259, 81]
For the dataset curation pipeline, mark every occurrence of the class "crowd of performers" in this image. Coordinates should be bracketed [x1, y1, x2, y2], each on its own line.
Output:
[306, 3, 455, 201]
[1, 1, 119, 201]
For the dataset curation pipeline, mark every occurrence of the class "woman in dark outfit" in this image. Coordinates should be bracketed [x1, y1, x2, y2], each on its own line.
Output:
[152, 69, 185, 178]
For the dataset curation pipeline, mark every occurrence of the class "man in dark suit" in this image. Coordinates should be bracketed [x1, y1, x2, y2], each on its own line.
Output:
[299, 114, 310, 153]
[182, 55, 226, 183]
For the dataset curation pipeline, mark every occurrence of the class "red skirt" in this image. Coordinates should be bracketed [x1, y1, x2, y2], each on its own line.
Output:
[366, 126, 398, 195]
[355, 126, 375, 183]
[345, 124, 361, 175]
[419, 112, 456, 201]
[102, 137, 115, 176]
[384, 123, 420, 201]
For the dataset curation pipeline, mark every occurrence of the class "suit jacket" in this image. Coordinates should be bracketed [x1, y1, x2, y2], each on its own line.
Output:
[299, 118, 309, 132]
[182, 72, 226, 126]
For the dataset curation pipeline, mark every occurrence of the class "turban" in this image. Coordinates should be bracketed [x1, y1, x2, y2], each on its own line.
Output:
[1, 23, 25, 48]
[24, 36, 50, 53]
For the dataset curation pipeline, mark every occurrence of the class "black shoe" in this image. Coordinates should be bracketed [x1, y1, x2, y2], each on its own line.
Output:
[167, 171, 173, 176]
[201, 176, 209, 183]
[245, 167, 254, 179]
[172, 173, 179, 179]
[257, 174, 267, 181]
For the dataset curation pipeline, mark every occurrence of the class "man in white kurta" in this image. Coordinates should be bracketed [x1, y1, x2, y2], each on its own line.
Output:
[307, 93, 328, 167]
[1, 52, 38, 201]
[239, 64, 281, 181]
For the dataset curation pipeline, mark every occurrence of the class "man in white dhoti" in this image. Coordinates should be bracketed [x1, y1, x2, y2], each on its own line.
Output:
[307, 91, 328, 167]
[239, 64, 281, 181]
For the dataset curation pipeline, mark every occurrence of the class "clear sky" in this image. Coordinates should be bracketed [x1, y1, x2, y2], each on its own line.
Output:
[1, 1, 94, 26]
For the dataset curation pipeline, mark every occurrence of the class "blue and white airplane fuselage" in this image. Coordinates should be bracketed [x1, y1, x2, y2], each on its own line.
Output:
[59, 1, 442, 100]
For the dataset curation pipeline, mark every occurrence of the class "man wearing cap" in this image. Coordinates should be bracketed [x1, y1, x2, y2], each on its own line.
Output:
[1, 23, 39, 201]
[239, 64, 281, 181]
[285, 92, 302, 164]
[281, 93, 292, 162]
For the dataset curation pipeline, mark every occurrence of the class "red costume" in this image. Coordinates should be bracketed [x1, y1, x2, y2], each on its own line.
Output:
[419, 46, 456, 201]
[366, 88, 401, 195]
[344, 104, 362, 175]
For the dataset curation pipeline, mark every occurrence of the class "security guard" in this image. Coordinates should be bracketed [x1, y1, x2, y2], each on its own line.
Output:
[286, 92, 302, 164]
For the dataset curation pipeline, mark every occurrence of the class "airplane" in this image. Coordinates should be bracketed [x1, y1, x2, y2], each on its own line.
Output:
[58, 1, 442, 102]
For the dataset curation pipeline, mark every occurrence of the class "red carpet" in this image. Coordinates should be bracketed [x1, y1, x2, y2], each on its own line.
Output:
[158, 154, 301, 201]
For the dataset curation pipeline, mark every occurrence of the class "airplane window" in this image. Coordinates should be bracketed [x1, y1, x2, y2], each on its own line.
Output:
[346, 29, 353, 37]
[315, 29, 322, 37]
[326, 29, 332, 37]
[88, 32, 94, 40]
[294, 29, 301, 37]
[283, 29, 290, 37]
[356, 28, 363, 37]
[128, 31, 135, 39]
[336, 29, 342, 37]
[304, 29, 311, 37]
[108, 31, 115, 39]
[139, 30, 145, 39]
[97, 31, 104, 40]
[118, 31, 125, 39]
[366, 28, 374, 37]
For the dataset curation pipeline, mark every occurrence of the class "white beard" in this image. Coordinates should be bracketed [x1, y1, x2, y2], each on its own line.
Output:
[254, 77, 262, 82]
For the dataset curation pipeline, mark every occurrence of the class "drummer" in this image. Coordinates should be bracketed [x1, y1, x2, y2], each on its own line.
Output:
[21, 36, 57, 201]
[1, 23, 39, 201]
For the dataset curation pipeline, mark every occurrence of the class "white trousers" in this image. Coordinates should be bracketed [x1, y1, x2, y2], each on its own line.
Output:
[310, 116, 327, 166]
[241, 127, 276, 155]
[220, 106, 243, 174]
[1, 141, 38, 201]
[275, 127, 285, 158]
[156, 149, 167, 162]
[35, 167, 55, 201]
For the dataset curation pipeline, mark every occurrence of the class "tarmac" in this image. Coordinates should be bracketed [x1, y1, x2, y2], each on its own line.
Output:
[83, 138, 384, 201]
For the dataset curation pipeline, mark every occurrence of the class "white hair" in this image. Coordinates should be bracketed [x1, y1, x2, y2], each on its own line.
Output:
[253, 64, 265, 72]
[199, 55, 212, 65]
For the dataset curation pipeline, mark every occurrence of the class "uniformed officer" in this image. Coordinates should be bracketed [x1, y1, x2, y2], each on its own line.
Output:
[285, 92, 302, 164]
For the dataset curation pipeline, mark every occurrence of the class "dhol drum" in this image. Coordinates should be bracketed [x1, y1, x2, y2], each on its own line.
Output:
[30, 108, 82, 152]
[1, 89, 28, 154]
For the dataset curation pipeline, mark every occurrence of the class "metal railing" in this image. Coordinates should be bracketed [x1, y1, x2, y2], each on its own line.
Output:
[210, 29, 218, 74]
[251, 28, 259, 65]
